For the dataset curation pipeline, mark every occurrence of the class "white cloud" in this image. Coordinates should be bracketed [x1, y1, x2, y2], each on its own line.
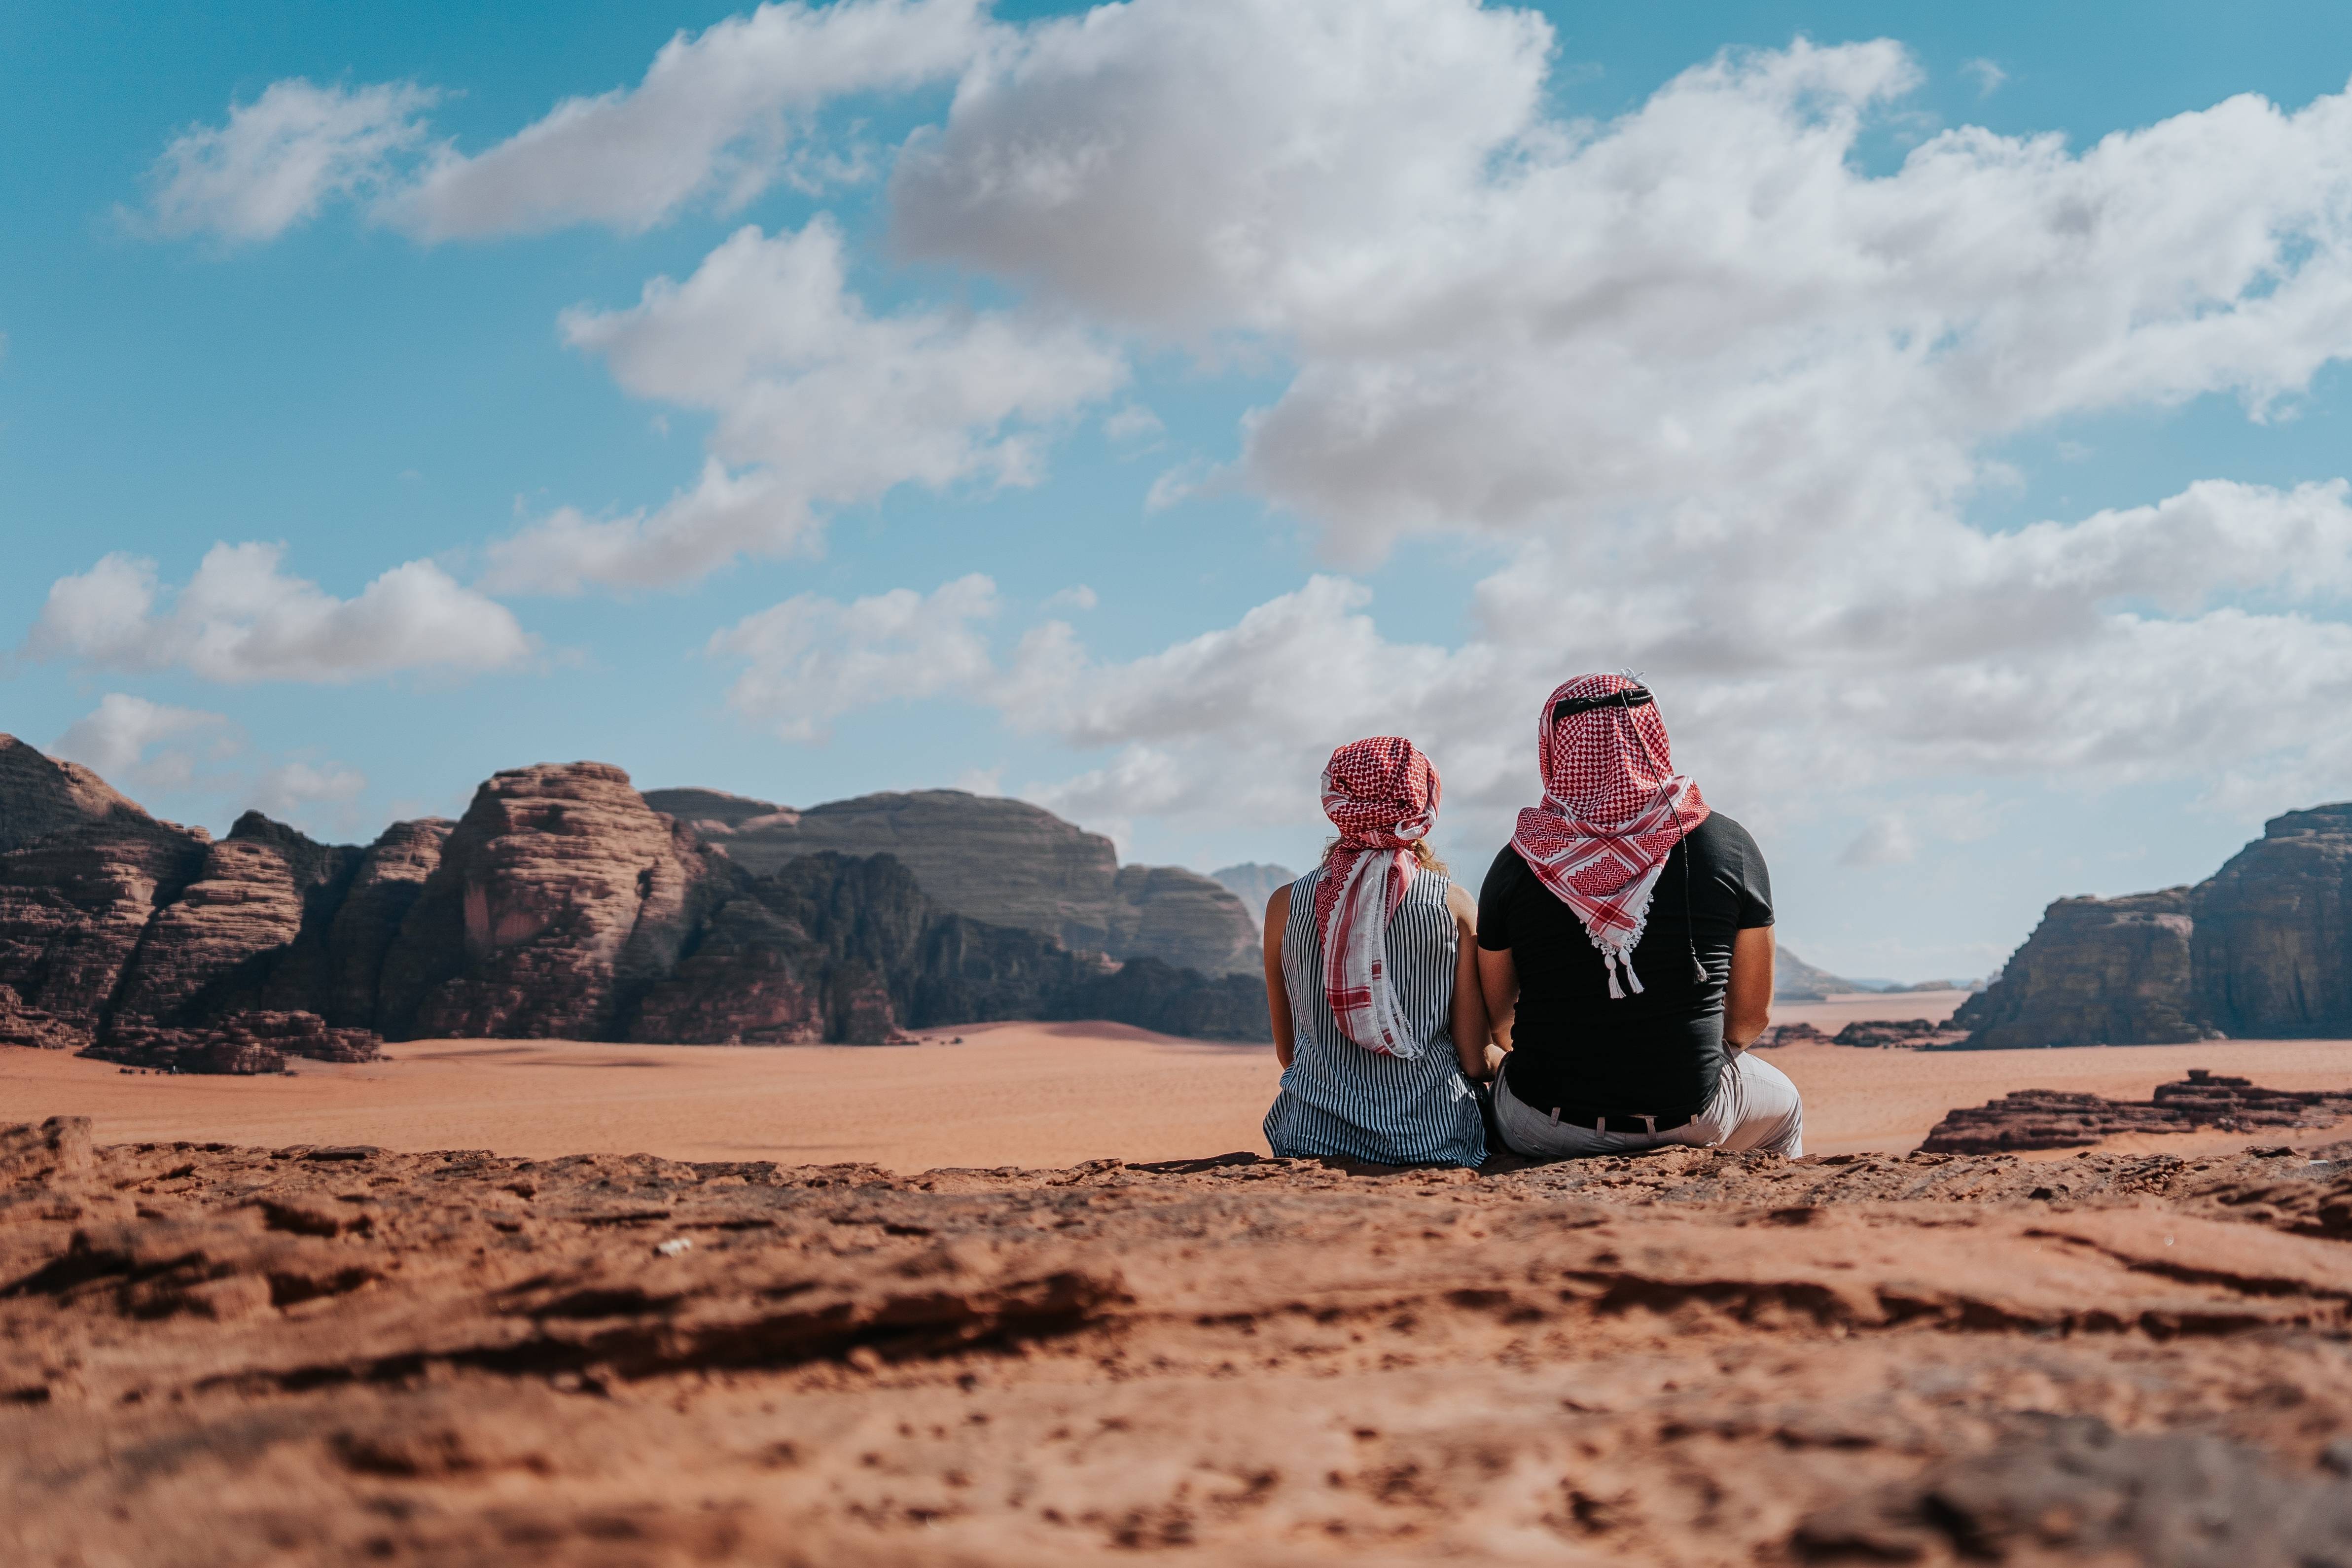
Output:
[1961, 58, 2008, 97]
[856, 16, 2352, 843]
[143, 79, 436, 242]
[250, 759, 368, 820]
[1839, 814, 1917, 867]
[707, 572, 999, 740]
[1102, 404, 1164, 442]
[25, 543, 532, 683]
[893, 0, 1554, 331]
[486, 219, 1125, 591]
[49, 696, 368, 834]
[51, 694, 236, 792]
[1043, 584, 1098, 611]
[390, 0, 991, 240]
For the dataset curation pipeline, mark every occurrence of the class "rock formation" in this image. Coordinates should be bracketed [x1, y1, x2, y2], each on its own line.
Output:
[0, 812, 210, 1027]
[0, 734, 165, 854]
[314, 818, 451, 1028]
[88, 1011, 384, 1075]
[1751, 1018, 1968, 1049]
[0, 740, 1268, 1068]
[2191, 803, 2352, 1035]
[1920, 1068, 2352, 1153]
[377, 763, 737, 1041]
[0, 984, 87, 1050]
[646, 786, 1262, 976]
[17, 1127, 2352, 1563]
[1958, 803, 2352, 1047]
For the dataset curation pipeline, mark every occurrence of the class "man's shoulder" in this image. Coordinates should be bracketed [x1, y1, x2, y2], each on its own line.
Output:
[1692, 808, 1766, 872]
[1480, 841, 1529, 891]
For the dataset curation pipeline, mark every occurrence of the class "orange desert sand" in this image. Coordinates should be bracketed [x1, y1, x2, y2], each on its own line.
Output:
[11, 988, 2352, 1166]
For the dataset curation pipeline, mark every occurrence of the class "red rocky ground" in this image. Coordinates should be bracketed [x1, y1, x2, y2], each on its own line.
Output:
[8, 1118, 2352, 1566]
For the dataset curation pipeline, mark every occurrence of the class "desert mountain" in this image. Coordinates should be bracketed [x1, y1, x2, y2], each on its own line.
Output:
[1956, 802, 2352, 1047]
[0, 740, 1265, 1069]
[1773, 945, 1865, 1001]
[644, 786, 1261, 976]
[1210, 861, 1296, 911]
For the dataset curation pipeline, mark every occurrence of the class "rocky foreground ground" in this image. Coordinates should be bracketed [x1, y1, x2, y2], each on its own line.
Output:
[9, 1121, 2352, 1566]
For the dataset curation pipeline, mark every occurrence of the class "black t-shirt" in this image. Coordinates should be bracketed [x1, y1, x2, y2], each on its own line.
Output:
[1477, 813, 1773, 1115]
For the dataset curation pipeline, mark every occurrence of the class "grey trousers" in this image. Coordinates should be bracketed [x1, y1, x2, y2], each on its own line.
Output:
[1492, 1050, 1805, 1159]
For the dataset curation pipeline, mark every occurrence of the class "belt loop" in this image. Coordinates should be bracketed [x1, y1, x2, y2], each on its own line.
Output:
[1548, 1106, 1561, 1126]
[1592, 1116, 1605, 1133]
[1639, 1114, 1657, 1135]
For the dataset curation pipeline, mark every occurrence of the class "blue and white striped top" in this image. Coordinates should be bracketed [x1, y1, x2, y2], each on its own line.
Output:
[1262, 866, 1487, 1169]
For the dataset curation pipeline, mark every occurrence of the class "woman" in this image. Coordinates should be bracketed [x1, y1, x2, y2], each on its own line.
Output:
[1262, 737, 1488, 1168]
[1477, 673, 1802, 1158]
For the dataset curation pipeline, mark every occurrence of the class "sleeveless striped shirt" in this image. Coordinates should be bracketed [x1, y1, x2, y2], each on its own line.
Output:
[1262, 866, 1486, 1168]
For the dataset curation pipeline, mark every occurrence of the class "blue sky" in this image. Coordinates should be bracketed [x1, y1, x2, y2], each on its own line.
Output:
[9, 0, 2352, 982]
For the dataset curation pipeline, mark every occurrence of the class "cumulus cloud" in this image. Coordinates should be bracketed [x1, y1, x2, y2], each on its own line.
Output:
[250, 759, 368, 819]
[486, 220, 1125, 590]
[143, 2, 987, 245]
[863, 13, 2352, 842]
[707, 572, 998, 739]
[49, 696, 368, 833]
[25, 543, 532, 682]
[1961, 58, 2008, 97]
[142, 79, 437, 242]
[392, 0, 988, 239]
[51, 694, 236, 791]
[1839, 815, 1917, 867]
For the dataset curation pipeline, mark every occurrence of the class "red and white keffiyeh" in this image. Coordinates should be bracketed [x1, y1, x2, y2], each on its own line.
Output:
[1511, 673, 1710, 999]
[1315, 737, 1441, 1058]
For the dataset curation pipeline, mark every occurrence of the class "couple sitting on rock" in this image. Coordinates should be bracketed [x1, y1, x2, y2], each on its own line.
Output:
[1261, 672, 1802, 1169]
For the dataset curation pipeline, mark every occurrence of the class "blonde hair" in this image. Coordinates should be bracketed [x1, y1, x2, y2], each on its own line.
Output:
[1322, 837, 1448, 877]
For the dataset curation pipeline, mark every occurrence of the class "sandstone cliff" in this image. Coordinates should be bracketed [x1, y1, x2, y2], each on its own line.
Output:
[1952, 889, 2215, 1048]
[1958, 802, 2352, 1046]
[0, 745, 1267, 1066]
[0, 735, 156, 854]
[646, 786, 1262, 975]
[377, 763, 737, 1041]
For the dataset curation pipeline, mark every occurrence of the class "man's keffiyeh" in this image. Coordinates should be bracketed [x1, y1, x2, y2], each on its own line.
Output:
[1510, 673, 1710, 999]
[1315, 737, 1441, 1058]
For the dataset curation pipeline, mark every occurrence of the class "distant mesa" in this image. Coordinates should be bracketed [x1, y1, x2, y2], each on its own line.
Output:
[1953, 802, 2352, 1048]
[1773, 944, 1975, 1001]
[1754, 1018, 1969, 1050]
[643, 787, 1261, 978]
[0, 740, 1269, 1074]
[1772, 946, 1864, 1001]
[1211, 862, 1297, 911]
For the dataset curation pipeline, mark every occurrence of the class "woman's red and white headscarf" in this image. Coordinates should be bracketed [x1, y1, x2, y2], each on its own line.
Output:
[1315, 737, 1440, 1058]
[1511, 673, 1709, 999]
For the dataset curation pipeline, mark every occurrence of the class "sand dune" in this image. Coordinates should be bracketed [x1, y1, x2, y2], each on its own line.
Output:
[11, 990, 2352, 1167]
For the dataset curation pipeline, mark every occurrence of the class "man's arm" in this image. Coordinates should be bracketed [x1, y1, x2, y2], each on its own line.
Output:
[1263, 888, 1296, 1068]
[1723, 925, 1774, 1053]
[1477, 945, 1518, 1080]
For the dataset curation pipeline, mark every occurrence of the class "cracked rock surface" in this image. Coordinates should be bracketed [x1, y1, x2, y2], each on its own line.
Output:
[9, 1122, 2352, 1565]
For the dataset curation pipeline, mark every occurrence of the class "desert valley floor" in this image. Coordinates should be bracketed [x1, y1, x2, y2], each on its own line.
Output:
[13, 991, 2352, 1168]
[15, 992, 2352, 1565]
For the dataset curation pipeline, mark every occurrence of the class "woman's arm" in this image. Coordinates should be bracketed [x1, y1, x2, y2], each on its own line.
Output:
[1723, 925, 1775, 1053]
[1477, 945, 1518, 1081]
[1445, 884, 1489, 1079]
[1263, 888, 1296, 1069]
